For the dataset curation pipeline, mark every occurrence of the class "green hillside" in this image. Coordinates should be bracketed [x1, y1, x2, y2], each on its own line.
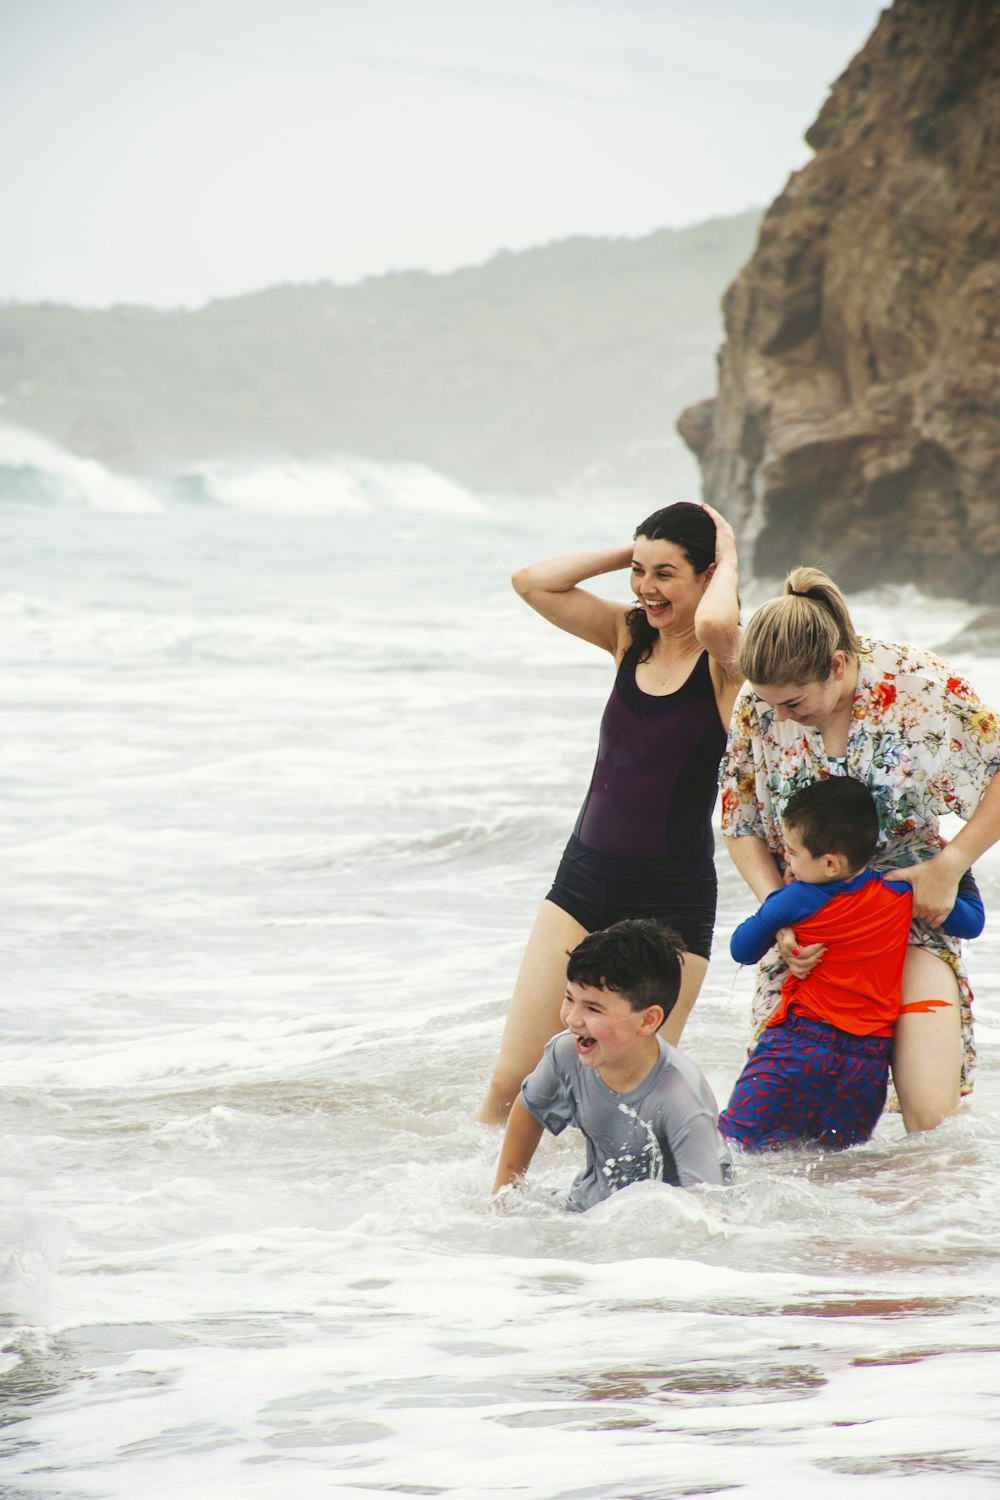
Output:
[0, 210, 761, 495]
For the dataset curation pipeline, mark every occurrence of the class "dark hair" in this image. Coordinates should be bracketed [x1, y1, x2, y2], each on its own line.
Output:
[782, 777, 879, 872]
[566, 918, 684, 1014]
[625, 503, 716, 664]
[739, 566, 861, 686]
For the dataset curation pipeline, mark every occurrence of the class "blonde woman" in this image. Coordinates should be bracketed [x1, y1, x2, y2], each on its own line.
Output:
[721, 568, 1000, 1133]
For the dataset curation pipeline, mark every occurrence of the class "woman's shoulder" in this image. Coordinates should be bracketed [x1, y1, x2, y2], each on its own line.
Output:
[864, 636, 948, 673]
[862, 636, 972, 696]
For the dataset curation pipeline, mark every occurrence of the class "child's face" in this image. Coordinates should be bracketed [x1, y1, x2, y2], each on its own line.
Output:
[560, 980, 659, 1069]
[782, 823, 841, 884]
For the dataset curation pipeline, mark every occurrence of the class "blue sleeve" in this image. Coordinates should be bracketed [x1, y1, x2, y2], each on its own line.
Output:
[729, 883, 830, 965]
[942, 868, 986, 939]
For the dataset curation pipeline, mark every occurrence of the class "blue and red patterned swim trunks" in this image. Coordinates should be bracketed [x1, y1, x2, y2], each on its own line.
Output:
[719, 1011, 892, 1150]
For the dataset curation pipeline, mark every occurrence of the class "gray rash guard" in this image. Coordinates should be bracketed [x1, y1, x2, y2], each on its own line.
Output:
[521, 1032, 731, 1212]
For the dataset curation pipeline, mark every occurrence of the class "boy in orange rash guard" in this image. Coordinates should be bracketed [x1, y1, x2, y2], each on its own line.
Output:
[719, 777, 984, 1150]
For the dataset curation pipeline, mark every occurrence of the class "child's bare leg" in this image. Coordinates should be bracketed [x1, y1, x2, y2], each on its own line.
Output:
[476, 900, 588, 1126]
[660, 952, 708, 1046]
[891, 946, 962, 1133]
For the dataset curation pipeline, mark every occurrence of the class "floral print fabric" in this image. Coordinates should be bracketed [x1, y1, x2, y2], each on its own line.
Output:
[720, 637, 1000, 1093]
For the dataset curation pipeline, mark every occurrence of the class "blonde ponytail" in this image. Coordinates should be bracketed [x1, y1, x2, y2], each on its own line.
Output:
[739, 567, 860, 686]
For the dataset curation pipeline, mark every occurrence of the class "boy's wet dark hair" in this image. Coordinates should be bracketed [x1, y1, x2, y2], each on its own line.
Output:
[566, 918, 684, 1014]
[783, 776, 879, 873]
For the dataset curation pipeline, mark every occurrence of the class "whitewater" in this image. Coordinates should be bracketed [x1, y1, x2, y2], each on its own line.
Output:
[1, 426, 999, 1499]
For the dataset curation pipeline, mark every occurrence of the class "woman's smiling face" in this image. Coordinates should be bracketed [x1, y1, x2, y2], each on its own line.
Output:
[630, 536, 711, 630]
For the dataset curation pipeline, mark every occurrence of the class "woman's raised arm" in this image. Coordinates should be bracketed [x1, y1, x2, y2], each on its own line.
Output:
[695, 503, 742, 718]
[512, 544, 634, 657]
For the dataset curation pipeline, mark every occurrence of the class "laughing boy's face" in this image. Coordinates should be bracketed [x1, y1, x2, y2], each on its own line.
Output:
[559, 980, 653, 1072]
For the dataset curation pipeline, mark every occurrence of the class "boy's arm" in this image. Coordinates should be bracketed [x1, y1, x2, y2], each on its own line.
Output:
[941, 867, 986, 939]
[730, 883, 823, 965]
[672, 1110, 731, 1188]
[491, 1095, 545, 1197]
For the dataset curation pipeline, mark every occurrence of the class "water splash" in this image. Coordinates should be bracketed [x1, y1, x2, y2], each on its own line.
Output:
[598, 1101, 666, 1191]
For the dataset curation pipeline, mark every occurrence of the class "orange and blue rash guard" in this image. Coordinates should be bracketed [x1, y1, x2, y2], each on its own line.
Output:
[730, 869, 984, 1038]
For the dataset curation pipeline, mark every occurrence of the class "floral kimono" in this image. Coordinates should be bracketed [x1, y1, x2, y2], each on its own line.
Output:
[720, 637, 1000, 1093]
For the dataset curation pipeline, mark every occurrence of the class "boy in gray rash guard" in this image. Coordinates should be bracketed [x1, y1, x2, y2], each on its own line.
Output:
[491, 919, 731, 1211]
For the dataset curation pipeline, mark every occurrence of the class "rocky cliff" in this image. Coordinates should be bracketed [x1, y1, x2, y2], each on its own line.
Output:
[679, 0, 1000, 601]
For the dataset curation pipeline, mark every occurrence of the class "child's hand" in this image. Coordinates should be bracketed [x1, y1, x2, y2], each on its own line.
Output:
[490, 1184, 519, 1215]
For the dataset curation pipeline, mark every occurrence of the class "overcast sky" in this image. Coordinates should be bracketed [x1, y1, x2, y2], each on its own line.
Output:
[2, 0, 886, 310]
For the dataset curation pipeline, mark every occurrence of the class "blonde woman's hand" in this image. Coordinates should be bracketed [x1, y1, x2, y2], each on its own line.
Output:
[892, 853, 961, 929]
[776, 927, 825, 978]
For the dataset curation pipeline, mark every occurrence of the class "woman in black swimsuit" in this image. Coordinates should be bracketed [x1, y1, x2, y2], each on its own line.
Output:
[478, 503, 742, 1125]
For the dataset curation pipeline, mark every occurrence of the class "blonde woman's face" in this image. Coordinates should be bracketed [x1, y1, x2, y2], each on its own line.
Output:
[750, 652, 851, 729]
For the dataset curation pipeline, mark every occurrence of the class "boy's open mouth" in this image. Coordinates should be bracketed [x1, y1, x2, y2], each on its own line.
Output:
[575, 1035, 597, 1054]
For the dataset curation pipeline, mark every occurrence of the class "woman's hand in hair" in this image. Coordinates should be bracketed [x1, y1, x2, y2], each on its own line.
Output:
[702, 503, 738, 570]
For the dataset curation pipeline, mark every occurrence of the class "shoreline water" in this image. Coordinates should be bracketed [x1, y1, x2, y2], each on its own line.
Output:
[2, 447, 999, 1498]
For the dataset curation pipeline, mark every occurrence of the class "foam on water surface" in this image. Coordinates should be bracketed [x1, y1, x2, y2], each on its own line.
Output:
[2, 433, 999, 1497]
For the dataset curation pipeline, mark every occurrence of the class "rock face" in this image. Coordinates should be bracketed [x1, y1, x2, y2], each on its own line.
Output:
[678, 0, 1000, 601]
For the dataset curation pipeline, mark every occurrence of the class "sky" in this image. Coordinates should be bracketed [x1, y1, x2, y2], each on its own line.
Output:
[2, 0, 887, 310]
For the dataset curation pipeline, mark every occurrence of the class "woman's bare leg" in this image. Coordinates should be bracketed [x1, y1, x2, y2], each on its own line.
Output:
[660, 952, 708, 1047]
[891, 946, 962, 1133]
[476, 900, 588, 1126]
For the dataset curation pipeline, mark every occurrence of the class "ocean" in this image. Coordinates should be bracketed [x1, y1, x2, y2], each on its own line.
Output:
[2, 424, 999, 1498]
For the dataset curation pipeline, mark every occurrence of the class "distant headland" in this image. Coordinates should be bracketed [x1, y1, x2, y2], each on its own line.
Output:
[0, 212, 760, 504]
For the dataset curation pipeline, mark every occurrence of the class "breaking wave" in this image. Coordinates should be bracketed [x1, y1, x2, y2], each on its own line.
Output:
[0, 424, 486, 518]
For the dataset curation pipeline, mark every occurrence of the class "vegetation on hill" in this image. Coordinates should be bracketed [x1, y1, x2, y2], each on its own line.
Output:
[0, 211, 761, 495]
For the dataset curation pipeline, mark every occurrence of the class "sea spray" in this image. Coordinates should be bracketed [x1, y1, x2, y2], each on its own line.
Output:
[0, 464, 997, 1498]
[599, 1100, 666, 1190]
